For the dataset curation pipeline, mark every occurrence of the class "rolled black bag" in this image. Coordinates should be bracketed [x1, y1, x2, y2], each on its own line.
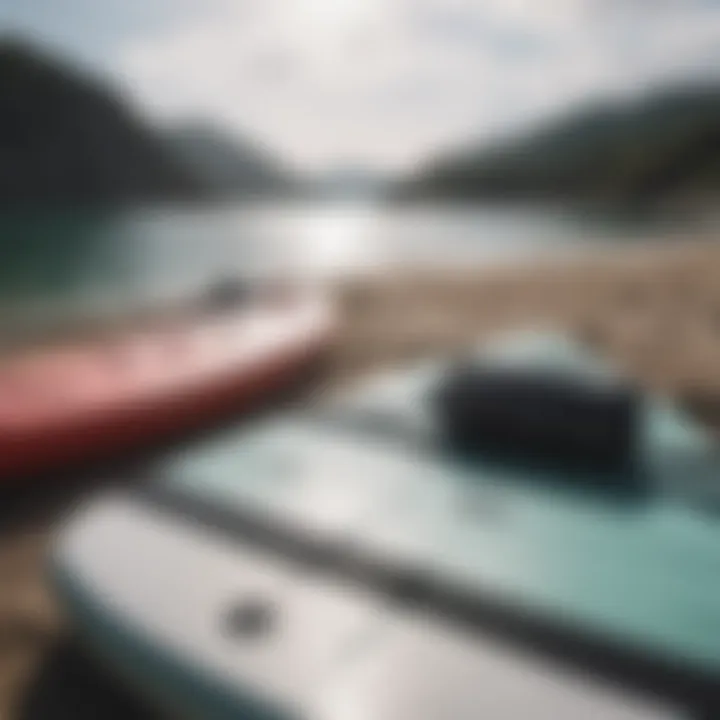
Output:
[432, 365, 639, 474]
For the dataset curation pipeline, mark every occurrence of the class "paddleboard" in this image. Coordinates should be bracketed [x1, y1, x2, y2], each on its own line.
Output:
[51, 331, 720, 717]
[0, 291, 333, 481]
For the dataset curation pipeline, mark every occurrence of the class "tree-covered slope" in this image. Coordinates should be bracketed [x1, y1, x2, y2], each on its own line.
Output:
[0, 39, 203, 205]
[165, 123, 295, 197]
[403, 86, 720, 205]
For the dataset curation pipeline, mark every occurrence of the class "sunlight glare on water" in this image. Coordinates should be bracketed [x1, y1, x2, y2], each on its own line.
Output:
[289, 204, 385, 276]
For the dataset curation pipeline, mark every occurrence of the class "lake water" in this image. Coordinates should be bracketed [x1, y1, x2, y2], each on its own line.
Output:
[0, 200, 715, 334]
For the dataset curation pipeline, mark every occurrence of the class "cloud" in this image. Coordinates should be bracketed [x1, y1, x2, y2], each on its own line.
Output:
[116, 0, 720, 172]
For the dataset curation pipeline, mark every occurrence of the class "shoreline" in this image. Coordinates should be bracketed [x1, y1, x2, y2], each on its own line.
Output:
[329, 240, 720, 422]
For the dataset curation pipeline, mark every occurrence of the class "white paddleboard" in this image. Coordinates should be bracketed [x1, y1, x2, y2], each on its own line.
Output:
[52, 490, 681, 720]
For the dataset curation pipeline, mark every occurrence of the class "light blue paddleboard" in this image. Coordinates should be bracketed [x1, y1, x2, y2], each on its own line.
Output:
[51, 331, 720, 719]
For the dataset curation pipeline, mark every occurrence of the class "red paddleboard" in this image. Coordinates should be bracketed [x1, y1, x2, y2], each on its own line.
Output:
[0, 293, 334, 481]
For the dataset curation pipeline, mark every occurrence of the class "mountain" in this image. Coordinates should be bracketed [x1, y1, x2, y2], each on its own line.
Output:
[165, 124, 295, 197]
[0, 39, 202, 206]
[402, 85, 720, 206]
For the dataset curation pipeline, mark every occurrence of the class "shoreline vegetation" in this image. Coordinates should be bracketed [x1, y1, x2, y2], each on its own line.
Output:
[400, 84, 720, 207]
[0, 38, 294, 208]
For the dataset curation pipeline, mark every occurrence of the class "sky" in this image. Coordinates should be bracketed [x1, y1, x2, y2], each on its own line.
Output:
[3, 0, 720, 173]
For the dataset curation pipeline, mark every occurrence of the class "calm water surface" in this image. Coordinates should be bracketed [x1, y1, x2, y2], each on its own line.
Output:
[0, 200, 715, 334]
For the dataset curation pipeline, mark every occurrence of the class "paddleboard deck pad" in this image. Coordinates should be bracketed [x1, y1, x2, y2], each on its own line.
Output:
[52, 332, 720, 718]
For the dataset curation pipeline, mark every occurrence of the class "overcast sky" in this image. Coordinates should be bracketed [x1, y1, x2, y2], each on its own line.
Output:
[3, 0, 720, 172]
